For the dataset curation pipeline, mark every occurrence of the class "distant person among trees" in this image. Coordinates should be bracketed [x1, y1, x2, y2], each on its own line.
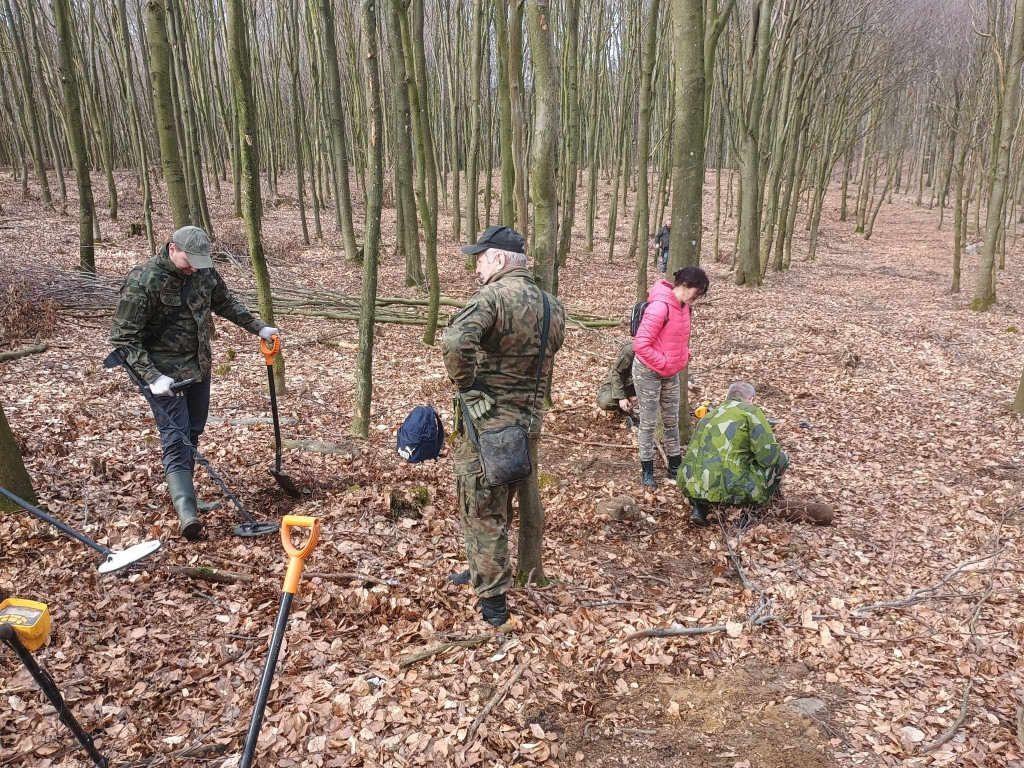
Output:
[441, 226, 566, 628]
[633, 266, 709, 488]
[654, 223, 671, 273]
[109, 226, 280, 541]
[679, 382, 833, 527]
[596, 340, 636, 426]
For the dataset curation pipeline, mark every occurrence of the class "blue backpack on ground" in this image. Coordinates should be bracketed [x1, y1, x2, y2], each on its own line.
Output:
[397, 406, 445, 463]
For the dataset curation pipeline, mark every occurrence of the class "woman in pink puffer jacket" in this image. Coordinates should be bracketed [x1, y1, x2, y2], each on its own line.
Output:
[632, 266, 709, 488]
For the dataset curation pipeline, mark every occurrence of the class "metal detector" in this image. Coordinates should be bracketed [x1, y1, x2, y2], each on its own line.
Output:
[1, 599, 109, 767]
[0, 487, 161, 574]
[238, 515, 320, 768]
[104, 348, 278, 538]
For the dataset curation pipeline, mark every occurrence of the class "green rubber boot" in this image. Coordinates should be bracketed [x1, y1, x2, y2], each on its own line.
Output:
[167, 471, 202, 541]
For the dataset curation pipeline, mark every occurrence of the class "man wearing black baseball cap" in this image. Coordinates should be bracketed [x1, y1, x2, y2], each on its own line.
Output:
[442, 226, 566, 627]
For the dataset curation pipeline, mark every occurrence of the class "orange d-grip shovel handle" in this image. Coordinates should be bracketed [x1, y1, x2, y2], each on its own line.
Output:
[260, 334, 281, 366]
[281, 515, 319, 594]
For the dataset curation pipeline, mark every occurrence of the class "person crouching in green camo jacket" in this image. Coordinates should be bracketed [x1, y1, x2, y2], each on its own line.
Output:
[441, 226, 566, 627]
[110, 226, 280, 541]
[679, 381, 832, 527]
[596, 340, 636, 426]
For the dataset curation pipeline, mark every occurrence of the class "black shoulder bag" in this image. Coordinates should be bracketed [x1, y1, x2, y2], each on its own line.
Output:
[461, 291, 551, 487]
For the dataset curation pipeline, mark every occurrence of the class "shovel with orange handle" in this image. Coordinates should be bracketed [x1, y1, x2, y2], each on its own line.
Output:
[260, 335, 302, 497]
[239, 515, 320, 768]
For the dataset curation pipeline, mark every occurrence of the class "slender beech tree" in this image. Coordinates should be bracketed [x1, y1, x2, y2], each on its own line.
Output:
[146, 0, 190, 228]
[465, 0, 486, 247]
[319, 0, 361, 261]
[226, 0, 283, 391]
[52, 0, 95, 273]
[352, 0, 384, 438]
[527, 0, 559, 293]
[634, 0, 663, 300]
[972, 0, 1024, 311]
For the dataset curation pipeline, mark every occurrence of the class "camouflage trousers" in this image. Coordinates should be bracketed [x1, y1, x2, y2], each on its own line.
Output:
[454, 436, 540, 598]
[632, 358, 681, 461]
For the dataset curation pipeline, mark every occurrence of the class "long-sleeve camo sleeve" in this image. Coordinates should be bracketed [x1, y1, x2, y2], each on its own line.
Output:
[608, 342, 635, 400]
[109, 279, 162, 384]
[441, 291, 497, 389]
[748, 408, 783, 469]
[210, 271, 265, 334]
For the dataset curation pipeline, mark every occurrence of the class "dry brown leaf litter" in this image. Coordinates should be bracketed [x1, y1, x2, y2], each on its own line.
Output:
[1, 170, 1022, 768]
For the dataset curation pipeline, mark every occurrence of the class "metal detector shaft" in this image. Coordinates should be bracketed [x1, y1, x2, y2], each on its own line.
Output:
[0, 625, 108, 768]
[239, 590, 293, 768]
[0, 487, 110, 556]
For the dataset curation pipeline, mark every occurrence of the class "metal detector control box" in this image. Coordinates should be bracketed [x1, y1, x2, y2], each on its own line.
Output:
[0, 598, 51, 652]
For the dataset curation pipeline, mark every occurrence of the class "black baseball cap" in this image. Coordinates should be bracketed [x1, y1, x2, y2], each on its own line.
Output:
[460, 225, 525, 256]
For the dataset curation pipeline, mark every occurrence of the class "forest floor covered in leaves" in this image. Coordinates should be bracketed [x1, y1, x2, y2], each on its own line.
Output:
[1, 170, 1023, 768]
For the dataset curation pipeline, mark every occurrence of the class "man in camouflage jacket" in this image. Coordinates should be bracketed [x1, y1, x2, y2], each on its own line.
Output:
[441, 226, 565, 627]
[109, 226, 279, 540]
[679, 381, 789, 526]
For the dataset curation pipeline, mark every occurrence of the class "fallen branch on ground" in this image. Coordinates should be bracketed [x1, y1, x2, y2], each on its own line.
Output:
[624, 614, 776, 642]
[542, 433, 631, 450]
[282, 438, 352, 454]
[162, 566, 255, 585]
[306, 571, 401, 587]
[0, 343, 48, 362]
[399, 636, 490, 669]
[466, 659, 530, 744]
[922, 676, 974, 752]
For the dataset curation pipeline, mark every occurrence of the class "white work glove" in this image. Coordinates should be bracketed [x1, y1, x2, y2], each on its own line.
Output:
[150, 375, 175, 397]
[258, 326, 280, 342]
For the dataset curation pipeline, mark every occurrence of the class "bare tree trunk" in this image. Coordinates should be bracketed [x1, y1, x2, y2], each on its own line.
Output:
[226, 0, 283, 392]
[146, 0, 190, 228]
[320, 0, 361, 261]
[465, 0, 485, 245]
[0, 401, 36, 512]
[973, 0, 1024, 311]
[526, 0, 559, 292]
[634, 0, 662, 300]
[52, 0, 95, 273]
[352, 0, 384, 438]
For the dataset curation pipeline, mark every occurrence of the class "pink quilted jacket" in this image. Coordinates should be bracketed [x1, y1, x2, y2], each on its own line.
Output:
[633, 280, 691, 377]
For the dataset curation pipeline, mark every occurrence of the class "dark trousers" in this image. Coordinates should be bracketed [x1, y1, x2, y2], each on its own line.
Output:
[148, 377, 211, 475]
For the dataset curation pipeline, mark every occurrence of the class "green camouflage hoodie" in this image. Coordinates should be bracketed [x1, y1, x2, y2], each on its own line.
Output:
[679, 398, 789, 505]
[441, 267, 565, 447]
[109, 245, 265, 384]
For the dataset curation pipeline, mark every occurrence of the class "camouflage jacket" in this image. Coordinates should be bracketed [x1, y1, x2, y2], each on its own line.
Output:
[597, 341, 635, 410]
[109, 245, 265, 384]
[441, 267, 565, 449]
[679, 398, 789, 505]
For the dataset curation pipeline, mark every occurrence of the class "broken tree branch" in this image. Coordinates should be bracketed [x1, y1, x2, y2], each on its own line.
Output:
[466, 659, 530, 744]
[162, 566, 255, 585]
[306, 571, 401, 587]
[0, 343, 48, 362]
[399, 636, 490, 669]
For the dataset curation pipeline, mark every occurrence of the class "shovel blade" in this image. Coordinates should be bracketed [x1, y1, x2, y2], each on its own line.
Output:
[270, 469, 303, 498]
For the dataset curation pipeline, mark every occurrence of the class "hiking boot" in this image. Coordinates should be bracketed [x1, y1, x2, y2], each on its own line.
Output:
[481, 594, 509, 627]
[167, 471, 202, 541]
[448, 570, 471, 586]
[640, 460, 656, 488]
[689, 502, 710, 527]
[666, 454, 682, 481]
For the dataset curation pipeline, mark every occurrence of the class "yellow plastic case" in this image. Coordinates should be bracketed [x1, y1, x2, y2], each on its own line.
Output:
[0, 598, 51, 651]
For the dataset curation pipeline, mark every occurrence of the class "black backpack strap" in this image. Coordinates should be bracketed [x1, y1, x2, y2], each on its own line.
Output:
[529, 292, 551, 427]
[145, 275, 194, 344]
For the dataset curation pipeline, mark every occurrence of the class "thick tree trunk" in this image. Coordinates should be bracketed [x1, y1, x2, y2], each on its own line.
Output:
[352, 0, 383, 438]
[668, 0, 705, 274]
[226, 0, 283, 392]
[508, 0, 529, 241]
[493, 0, 516, 228]
[1013, 368, 1024, 414]
[634, 0, 662, 300]
[555, 0, 581, 269]
[53, 0, 96, 274]
[526, 0, 559, 292]
[0, 401, 36, 511]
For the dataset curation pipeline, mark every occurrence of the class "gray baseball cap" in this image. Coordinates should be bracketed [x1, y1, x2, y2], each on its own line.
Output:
[171, 226, 213, 269]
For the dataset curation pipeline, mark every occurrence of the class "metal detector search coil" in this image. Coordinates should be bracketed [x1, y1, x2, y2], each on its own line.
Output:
[0, 598, 51, 652]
